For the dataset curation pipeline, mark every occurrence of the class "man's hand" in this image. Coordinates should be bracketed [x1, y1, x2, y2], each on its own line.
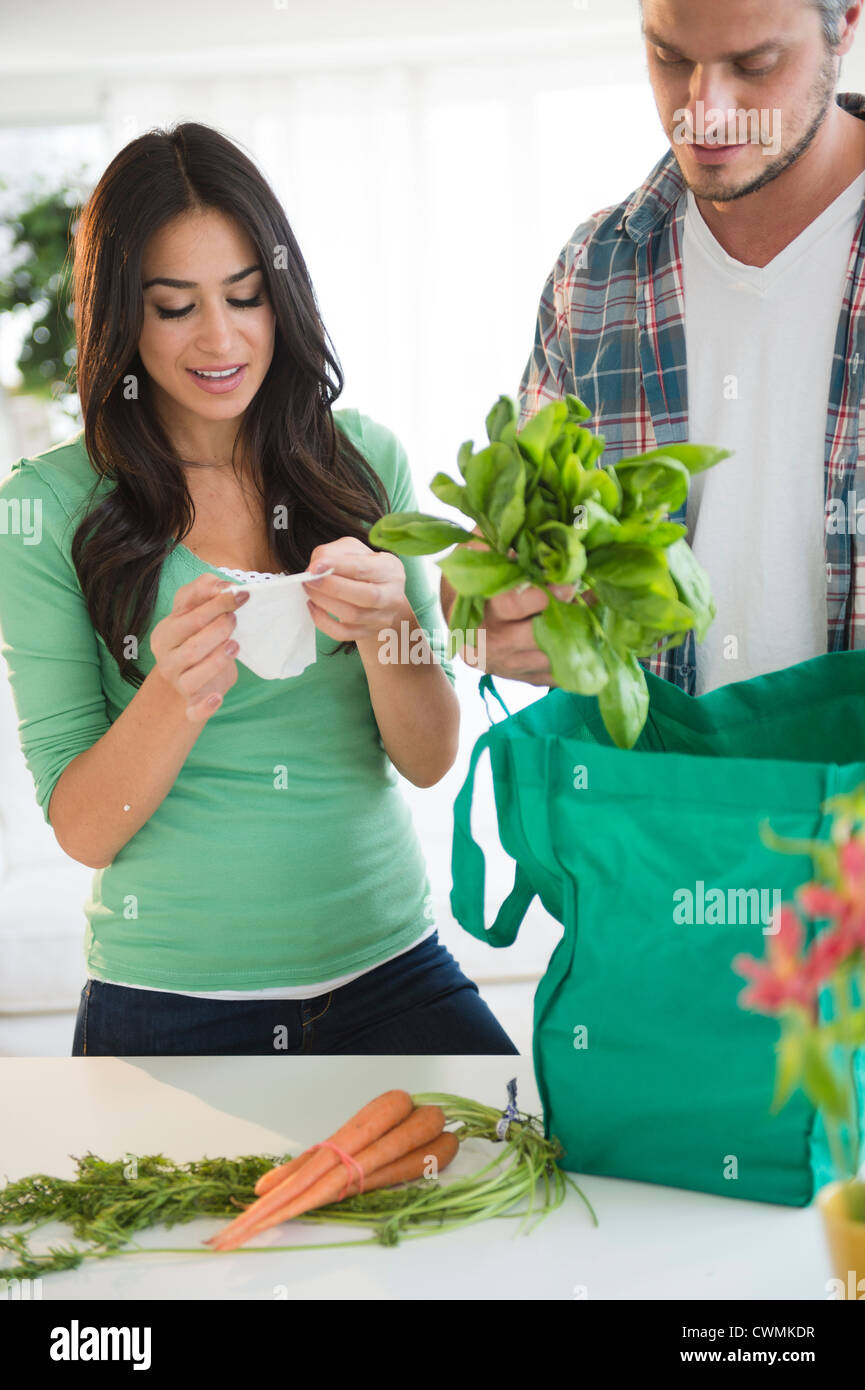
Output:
[440, 521, 600, 685]
[476, 583, 581, 684]
[441, 572, 577, 686]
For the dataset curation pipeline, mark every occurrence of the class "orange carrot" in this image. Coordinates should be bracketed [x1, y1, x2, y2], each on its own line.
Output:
[228, 1130, 461, 1248]
[252, 1149, 316, 1198]
[254, 1088, 414, 1197]
[361, 1129, 459, 1192]
[210, 1105, 446, 1251]
[205, 1089, 413, 1247]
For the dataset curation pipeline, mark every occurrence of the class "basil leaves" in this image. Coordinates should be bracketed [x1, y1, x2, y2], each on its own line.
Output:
[368, 395, 728, 749]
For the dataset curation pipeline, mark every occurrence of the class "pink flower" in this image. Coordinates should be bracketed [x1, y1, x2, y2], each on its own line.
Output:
[796, 833, 865, 958]
[803, 923, 860, 987]
[836, 841, 865, 950]
[840, 837, 865, 882]
[732, 907, 817, 1017]
[796, 883, 846, 920]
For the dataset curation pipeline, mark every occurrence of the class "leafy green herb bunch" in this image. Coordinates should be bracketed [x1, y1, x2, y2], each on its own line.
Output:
[368, 395, 729, 748]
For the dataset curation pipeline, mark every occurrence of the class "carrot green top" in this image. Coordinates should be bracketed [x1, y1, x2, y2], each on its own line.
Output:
[0, 409, 454, 990]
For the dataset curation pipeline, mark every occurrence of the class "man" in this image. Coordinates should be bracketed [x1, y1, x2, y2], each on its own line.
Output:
[441, 0, 865, 695]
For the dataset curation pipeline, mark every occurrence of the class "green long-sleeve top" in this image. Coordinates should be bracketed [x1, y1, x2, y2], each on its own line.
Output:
[0, 409, 454, 990]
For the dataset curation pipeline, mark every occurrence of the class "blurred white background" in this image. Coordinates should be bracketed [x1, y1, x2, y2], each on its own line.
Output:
[2, 0, 863, 1053]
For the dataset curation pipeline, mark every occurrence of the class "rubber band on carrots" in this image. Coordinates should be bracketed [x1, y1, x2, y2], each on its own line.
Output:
[307, 1142, 365, 1198]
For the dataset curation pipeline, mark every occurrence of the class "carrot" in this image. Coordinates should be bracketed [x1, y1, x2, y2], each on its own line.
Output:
[253, 1149, 316, 1198]
[209, 1105, 447, 1251]
[227, 1130, 461, 1248]
[253, 1088, 414, 1198]
[205, 1089, 413, 1247]
[360, 1129, 459, 1192]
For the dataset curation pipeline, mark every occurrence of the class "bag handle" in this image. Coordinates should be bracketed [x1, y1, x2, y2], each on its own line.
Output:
[450, 726, 537, 947]
[479, 673, 511, 722]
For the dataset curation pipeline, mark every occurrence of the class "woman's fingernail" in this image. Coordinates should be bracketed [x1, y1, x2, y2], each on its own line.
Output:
[234, 590, 250, 606]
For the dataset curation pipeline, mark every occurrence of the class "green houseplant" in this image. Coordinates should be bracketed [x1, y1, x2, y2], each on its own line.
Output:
[0, 178, 82, 408]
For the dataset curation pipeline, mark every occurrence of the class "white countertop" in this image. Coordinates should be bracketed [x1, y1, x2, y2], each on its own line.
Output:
[0, 1056, 831, 1301]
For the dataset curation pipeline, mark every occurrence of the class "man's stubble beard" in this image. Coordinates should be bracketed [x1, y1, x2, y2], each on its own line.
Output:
[672, 50, 838, 203]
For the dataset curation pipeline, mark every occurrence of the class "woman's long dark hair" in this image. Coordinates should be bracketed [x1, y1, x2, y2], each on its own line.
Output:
[68, 121, 390, 685]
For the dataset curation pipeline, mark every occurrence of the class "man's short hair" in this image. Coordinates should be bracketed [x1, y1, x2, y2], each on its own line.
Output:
[638, 0, 848, 48]
[814, 0, 849, 46]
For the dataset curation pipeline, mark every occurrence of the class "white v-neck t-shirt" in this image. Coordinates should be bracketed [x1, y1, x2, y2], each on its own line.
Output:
[682, 171, 865, 695]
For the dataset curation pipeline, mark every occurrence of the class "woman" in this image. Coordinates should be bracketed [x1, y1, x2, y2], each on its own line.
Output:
[0, 121, 518, 1057]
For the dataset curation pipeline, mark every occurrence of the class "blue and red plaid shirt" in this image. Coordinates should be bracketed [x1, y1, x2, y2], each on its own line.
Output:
[517, 91, 865, 693]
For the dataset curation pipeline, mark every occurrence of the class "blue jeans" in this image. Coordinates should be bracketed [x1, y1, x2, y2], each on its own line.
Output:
[70, 933, 519, 1056]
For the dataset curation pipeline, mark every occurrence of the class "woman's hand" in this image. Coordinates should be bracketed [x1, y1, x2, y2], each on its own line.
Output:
[303, 537, 458, 786]
[150, 572, 250, 721]
[303, 537, 408, 644]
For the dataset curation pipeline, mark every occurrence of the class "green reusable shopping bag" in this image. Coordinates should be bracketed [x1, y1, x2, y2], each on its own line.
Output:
[451, 651, 865, 1206]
